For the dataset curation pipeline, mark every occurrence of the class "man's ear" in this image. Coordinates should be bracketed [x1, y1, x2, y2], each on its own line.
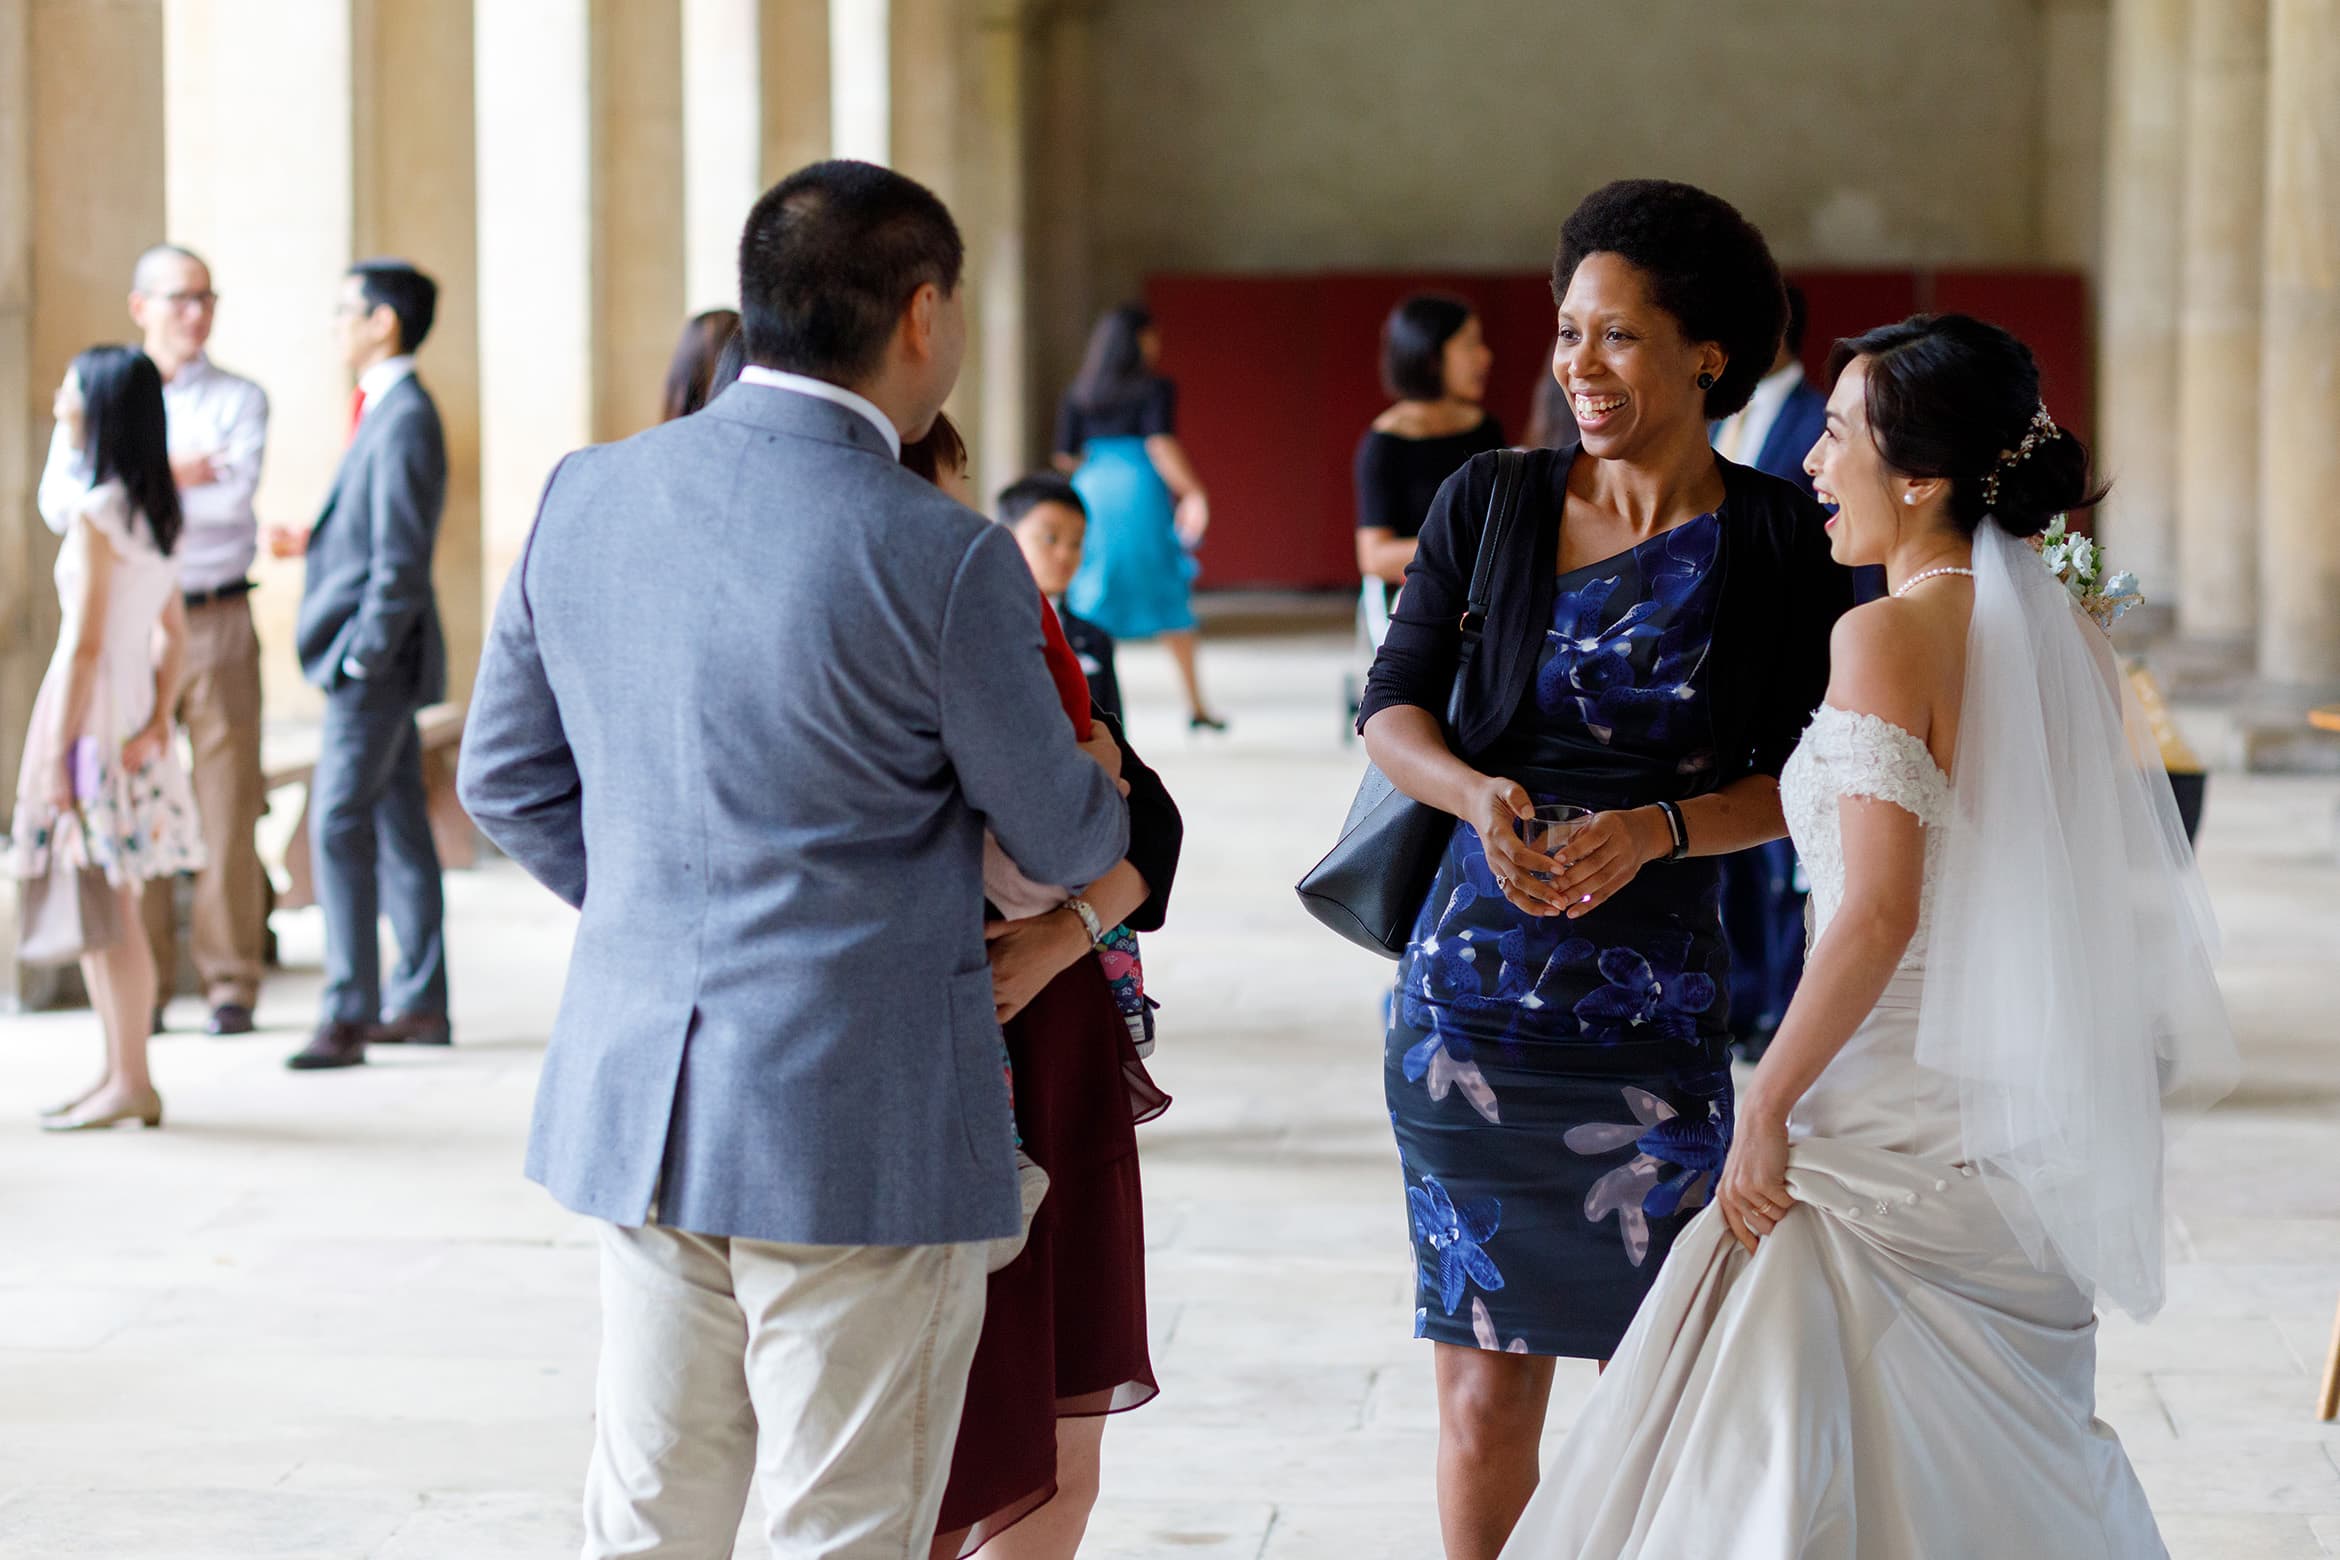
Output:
[904, 281, 942, 364]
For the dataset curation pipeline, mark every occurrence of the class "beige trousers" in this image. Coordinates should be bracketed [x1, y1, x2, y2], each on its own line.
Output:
[582, 1221, 987, 1560]
[140, 595, 267, 1006]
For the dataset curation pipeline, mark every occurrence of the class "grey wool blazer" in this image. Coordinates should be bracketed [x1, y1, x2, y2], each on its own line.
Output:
[457, 383, 1132, 1247]
[296, 374, 448, 701]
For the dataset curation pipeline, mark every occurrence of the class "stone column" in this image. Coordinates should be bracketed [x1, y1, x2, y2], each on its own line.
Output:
[830, 0, 889, 163]
[6, 0, 167, 813]
[759, 0, 830, 182]
[475, 0, 684, 596]
[591, 0, 686, 442]
[2095, 0, 2188, 612]
[968, 0, 1031, 498]
[681, 0, 830, 313]
[356, 0, 484, 702]
[2258, 0, 2340, 689]
[2173, 0, 2268, 647]
[1029, 1, 1094, 447]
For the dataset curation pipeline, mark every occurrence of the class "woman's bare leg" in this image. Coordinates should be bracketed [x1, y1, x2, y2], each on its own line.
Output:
[980, 1415, 1107, 1560]
[1433, 1343, 1556, 1560]
[1162, 631, 1217, 724]
[73, 884, 158, 1112]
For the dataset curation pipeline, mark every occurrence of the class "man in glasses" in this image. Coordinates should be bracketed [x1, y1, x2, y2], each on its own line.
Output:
[127, 243, 271, 1040]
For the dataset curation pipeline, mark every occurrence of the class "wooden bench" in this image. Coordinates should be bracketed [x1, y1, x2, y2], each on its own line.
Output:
[264, 702, 473, 913]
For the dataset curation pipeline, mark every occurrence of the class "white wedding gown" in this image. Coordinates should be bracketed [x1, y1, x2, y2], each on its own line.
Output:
[1498, 701, 2165, 1560]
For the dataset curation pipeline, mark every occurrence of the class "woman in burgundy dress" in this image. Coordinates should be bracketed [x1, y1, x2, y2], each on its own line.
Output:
[904, 419, 1180, 1559]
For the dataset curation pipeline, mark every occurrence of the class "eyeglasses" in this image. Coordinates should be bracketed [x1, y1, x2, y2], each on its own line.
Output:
[154, 290, 218, 310]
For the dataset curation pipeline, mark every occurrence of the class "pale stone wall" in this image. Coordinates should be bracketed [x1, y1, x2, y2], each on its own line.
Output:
[1081, 0, 2052, 289]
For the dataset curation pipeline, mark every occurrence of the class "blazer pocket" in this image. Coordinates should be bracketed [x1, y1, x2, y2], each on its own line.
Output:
[946, 967, 1014, 1168]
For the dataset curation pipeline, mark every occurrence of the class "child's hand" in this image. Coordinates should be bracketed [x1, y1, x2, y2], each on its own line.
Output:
[1078, 721, 1129, 796]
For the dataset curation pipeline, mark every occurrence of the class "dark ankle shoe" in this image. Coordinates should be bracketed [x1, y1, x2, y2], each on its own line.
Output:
[287, 1022, 370, 1071]
[206, 1003, 256, 1037]
[369, 1013, 453, 1047]
[1189, 711, 1229, 733]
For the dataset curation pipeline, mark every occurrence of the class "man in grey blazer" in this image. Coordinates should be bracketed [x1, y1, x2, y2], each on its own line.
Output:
[284, 259, 452, 1071]
[458, 163, 1130, 1556]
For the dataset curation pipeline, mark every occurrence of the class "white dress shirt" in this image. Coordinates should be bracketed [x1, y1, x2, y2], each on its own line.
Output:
[356, 353, 417, 417]
[161, 353, 270, 593]
[1712, 361, 1805, 469]
[736, 366, 902, 458]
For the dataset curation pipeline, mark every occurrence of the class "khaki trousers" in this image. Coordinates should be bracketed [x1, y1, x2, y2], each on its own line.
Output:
[582, 1221, 987, 1560]
[140, 594, 268, 1007]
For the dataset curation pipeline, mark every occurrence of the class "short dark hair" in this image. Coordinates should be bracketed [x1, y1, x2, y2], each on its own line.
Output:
[1380, 293, 1475, 402]
[71, 345, 182, 556]
[1826, 313, 2105, 539]
[1551, 179, 1786, 419]
[1783, 283, 1809, 361]
[997, 472, 1086, 526]
[661, 308, 742, 421]
[738, 160, 964, 384]
[349, 259, 439, 354]
[899, 408, 967, 487]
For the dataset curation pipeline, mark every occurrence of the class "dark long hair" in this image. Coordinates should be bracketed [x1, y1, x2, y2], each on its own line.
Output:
[1068, 304, 1154, 412]
[1381, 293, 1475, 402]
[899, 409, 967, 487]
[661, 308, 742, 421]
[1826, 314, 2105, 539]
[72, 346, 181, 555]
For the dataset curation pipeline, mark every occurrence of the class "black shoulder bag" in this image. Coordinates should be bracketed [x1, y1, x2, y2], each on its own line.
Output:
[1295, 448, 1525, 957]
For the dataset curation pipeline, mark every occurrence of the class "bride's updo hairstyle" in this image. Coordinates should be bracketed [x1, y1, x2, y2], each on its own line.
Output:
[1825, 313, 2105, 539]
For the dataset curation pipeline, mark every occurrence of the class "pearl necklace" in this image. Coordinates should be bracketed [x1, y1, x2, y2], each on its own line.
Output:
[1892, 566, 1977, 599]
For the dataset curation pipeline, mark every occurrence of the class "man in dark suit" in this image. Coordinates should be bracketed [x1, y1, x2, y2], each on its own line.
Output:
[282, 259, 451, 1070]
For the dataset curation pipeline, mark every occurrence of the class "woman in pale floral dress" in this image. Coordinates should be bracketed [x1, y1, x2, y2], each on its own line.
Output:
[10, 346, 205, 1131]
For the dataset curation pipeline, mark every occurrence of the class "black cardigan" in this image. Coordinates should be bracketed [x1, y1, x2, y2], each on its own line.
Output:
[1102, 709, 1181, 931]
[1358, 443, 1853, 788]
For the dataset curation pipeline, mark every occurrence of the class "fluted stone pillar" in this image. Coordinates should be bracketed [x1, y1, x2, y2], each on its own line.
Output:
[2174, 0, 2268, 647]
[475, 0, 684, 594]
[2258, 0, 2340, 689]
[2096, 0, 2189, 612]
[967, 0, 1030, 497]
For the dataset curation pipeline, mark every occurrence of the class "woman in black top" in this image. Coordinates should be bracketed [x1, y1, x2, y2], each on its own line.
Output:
[1054, 305, 1224, 729]
[1355, 295, 1504, 638]
[1356, 181, 1851, 1559]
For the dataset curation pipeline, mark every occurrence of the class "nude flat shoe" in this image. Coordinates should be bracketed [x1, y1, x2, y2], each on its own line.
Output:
[42, 1088, 163, 1132]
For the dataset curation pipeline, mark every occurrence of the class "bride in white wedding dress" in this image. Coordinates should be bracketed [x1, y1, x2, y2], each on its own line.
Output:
[1499, 314, 2238, 1560]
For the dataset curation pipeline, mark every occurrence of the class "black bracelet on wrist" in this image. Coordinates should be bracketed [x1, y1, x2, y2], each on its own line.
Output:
[1654, 800, 1689, 861]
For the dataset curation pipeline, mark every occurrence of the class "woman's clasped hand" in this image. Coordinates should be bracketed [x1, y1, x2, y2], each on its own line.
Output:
[1465, 776, 1662, 921]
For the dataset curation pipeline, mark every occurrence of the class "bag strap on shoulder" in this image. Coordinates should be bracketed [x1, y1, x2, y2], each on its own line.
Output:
[1459, 448, 1523, 639]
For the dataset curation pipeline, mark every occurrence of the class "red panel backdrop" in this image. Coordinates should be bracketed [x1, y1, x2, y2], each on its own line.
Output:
[1142, 268, 2090, 590]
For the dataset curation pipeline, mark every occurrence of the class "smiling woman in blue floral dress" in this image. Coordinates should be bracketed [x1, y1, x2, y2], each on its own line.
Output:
[1357, 180, 1852, 1560]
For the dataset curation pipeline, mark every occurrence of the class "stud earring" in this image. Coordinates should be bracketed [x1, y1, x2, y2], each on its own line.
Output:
[1904, 493, 1917, 505]
[1696, 372, 1716, 390]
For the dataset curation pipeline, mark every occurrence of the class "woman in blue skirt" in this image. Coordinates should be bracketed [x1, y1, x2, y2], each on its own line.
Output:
[1359, 180, 1852, 1558]
[1054, 305, 1224, 730]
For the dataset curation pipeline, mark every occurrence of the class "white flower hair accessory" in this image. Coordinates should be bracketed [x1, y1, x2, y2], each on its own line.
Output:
[2027, 515, 2141, 630]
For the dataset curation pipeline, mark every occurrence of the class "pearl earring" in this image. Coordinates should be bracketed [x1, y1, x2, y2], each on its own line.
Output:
[1903, 493, 1917, 505]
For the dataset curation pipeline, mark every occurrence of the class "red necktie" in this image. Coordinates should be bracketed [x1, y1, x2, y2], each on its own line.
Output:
[346, 386, 367, 446]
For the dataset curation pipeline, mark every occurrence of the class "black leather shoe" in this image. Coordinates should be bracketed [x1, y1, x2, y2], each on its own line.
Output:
[369, 1013, 452, 1047]
[287, 1022, 370, 1070]
[207, 1003, 256, 1037]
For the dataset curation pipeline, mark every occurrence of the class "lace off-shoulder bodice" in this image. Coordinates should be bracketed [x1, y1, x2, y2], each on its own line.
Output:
[1780, 704, 1954, 970]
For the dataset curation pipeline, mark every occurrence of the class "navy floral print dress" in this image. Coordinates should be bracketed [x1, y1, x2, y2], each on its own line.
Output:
[1387, 513, 1735, 1359]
